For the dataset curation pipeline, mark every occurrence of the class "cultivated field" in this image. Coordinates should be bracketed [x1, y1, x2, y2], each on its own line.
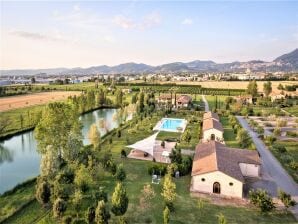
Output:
[0, 91, 81, 112]
[131, 80, 298, 92]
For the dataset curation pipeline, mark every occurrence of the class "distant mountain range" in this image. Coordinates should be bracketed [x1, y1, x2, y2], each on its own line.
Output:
[1, 49, 298, 76]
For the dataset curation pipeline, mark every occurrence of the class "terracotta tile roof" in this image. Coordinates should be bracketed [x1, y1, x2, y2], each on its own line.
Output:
[177, 95, 192, 104]
[202, 118, 223, 132]
[191, 141, 261, 182]
[203, 112, 219, 121]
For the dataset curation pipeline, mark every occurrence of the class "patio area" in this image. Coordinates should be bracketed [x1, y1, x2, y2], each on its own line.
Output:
[126, 132, 176, 163]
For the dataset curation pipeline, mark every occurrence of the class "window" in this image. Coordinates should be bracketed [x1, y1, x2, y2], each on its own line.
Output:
[201, 178, 205, 182]
[229, 182, 233, 186]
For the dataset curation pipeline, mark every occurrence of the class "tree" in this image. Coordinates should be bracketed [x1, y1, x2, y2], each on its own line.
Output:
[182, 130, 191, 143]
[111, 182, 129, 216]
[53, 198, 67, 218]
[163, 206, 170, 224]
[115, 89, 123, 106]
[263, 81, 272, 97]
[236, 129, 251, 148]
[36, 178, 51, 206]
[73, 190, 83, 217]
[161, 173, 176, 210]
[75, 164, 93, 192]
[85, 207, 95, 224]
[277, 83, 284, 90]
[169, 148, 182, 164]
[137, 92, 145, 113]
[278, 189, 296, 210]
[246, 80, 258, 97]
[35, 102, 83, 165]
[115, 164, 126, 181]
[88, 124, 101, 150]
[95, 200, 110, 224]
[249, 189, 275, 213]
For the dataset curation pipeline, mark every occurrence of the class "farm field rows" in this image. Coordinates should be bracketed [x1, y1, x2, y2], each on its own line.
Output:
[0, 91, 81, 112]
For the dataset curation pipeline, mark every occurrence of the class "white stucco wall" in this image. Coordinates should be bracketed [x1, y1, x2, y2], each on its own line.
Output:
[239, 163, 260, 177]
[203, 128, 223, 142]
[191, 171, 243, 198]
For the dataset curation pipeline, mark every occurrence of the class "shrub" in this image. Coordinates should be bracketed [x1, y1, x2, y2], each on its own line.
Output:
[115, 164, 126, 182]
[121, 149, 127, 158]
[280, 154, 293, 163]
[62, 215, 72, 224]
[148, 164, 167, 176]
[273, 128, 281, 137]
[249, 189, 275, 213]
[278, 189, 296, 210]
[85, 206, 95, 223]
[273, 144, 287, 153]
[289, 161, 298, 170]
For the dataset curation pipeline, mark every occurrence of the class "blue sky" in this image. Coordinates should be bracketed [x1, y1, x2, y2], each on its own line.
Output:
[1, 1, 298, 69]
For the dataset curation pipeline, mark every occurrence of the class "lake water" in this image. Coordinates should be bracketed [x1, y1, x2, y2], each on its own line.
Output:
[0, 108, 121, 193]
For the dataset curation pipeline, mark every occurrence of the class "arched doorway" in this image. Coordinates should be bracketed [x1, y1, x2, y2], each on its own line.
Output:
[211, 134, 215, 140]
[213, 182, 220, 194]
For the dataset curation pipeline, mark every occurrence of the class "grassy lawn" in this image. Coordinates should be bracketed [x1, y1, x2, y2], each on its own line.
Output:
[271, 140, 298, 183]
[1, 110, 296, 223]
[0, 180, 35, 222]
[205, 95, 228, 111]
[220, 116, 241, 148]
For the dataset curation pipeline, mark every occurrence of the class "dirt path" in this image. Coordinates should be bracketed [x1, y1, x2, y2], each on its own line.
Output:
[201, 95, 209, 112]
[0, 91, 81, 112]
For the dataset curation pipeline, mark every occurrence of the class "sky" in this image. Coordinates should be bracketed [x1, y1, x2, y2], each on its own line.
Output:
[0, 1, 298, 70]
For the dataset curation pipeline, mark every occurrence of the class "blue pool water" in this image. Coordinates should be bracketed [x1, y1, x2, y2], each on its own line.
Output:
[160, 119, 185, 132]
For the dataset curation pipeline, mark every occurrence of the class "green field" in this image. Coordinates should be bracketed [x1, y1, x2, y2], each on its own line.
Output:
[220, 116, 241, 148]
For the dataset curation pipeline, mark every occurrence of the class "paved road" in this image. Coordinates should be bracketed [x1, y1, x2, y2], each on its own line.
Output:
[237, 116, 298, 219]
[201, 95, 209, 112]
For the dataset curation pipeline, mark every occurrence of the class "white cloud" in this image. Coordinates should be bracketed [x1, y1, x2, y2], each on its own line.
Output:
[113, 15, 136, 29]
[113, 11, 161, 30]
[181, 18, 193, 25]
[8, 30, 67, 43]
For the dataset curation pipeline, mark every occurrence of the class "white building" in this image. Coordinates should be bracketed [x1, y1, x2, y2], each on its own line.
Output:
[202, 118, 224, 143]
[191, 141, 261, 198]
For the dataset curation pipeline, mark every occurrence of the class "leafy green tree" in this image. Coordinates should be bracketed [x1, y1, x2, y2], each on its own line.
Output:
[73, 190, 83, 217]
[111, 182, 129, 216]
[182, 130, 191, 143]
[277, 83, 284, 90]
[236, 129, 251, 148]
[75, 164, 93, 192]
[263, 81, 272, 97]
[53, 198, 67, 218]
[35, 102, 83, 164]
[278, 189, 296, 210]
[161, 173, 176, 210]
[95, 200, 110, 224]
[88, 124, 101, 150]
[246, 80, 258, 97]
[115, 89, 123, 106]
[137, 92, 145, 113]
[93, 187, 108, 202]
[36, 178, 51, 206]
[163, 206, 170, 224]
[115, 164, 126, 182]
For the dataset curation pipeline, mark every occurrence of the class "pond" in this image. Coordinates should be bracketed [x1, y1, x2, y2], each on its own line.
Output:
[0, 108, 124, 194]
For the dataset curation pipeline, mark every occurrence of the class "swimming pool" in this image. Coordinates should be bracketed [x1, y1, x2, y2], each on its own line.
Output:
[153, 118, 187, 133]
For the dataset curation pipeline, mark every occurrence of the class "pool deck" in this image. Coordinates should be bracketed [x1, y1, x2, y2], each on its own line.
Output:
[153, 118, 187, 133]
[127, 140, 176, 163]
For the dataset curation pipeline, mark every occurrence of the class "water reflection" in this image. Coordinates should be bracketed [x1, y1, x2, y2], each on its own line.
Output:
[0, 144, 13, 164]
[0, 108, 122, 193]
